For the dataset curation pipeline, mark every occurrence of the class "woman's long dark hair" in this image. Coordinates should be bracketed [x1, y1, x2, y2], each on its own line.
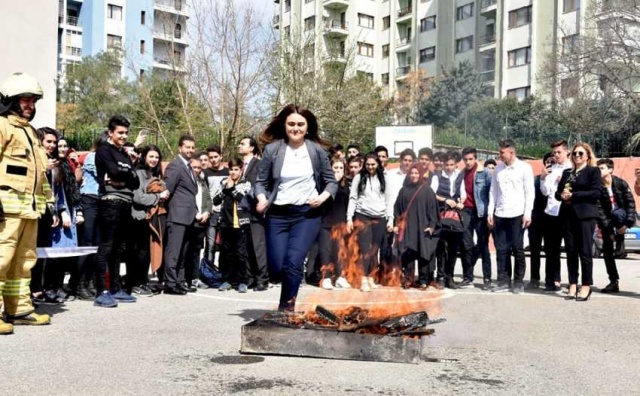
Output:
[259, 104, 327, 147]
[358, 153, 385, 196]
[138, 145, 164, 178]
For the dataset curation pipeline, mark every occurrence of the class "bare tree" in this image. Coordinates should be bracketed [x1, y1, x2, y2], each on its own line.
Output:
[538, 0, 640, 148]
[392, 69, 433, 125]
[189, 0, 273, 154]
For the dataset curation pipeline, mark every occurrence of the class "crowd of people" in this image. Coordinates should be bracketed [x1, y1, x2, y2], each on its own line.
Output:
[1, 73, 637, 334]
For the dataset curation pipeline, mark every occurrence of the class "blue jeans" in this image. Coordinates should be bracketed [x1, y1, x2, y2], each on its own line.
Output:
[266, 204, 321, 311]
[494, 215, 526, 285]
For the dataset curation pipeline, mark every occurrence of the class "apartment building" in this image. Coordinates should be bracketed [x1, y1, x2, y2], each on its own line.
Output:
[57, 0, 188, 82]
[273, 0, 592, 100]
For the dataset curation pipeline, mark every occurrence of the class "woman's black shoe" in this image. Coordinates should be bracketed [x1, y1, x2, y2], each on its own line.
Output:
[576, 289, 592, 302]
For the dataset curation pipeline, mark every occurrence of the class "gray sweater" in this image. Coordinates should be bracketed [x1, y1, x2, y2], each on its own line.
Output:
[131, 169, 161, 221]
[347, 173, 395, 226]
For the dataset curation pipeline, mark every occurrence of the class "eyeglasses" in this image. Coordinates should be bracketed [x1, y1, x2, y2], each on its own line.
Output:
[572, 151, 586, 157]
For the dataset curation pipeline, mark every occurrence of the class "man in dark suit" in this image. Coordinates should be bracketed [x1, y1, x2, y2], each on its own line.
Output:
[238, 136, 269, 291]
[163, 135, 198, 295]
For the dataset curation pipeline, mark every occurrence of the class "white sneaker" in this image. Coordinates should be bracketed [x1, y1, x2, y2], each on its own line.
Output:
[335, 277, 351, 289]
[360, 278, 371, 292]
[321, 278, 334, 290]
[368, 277, 379, 289]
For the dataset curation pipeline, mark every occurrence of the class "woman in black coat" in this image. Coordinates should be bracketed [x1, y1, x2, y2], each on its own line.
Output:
[394, 164, 440, 289]
[555, 143, 602, 301]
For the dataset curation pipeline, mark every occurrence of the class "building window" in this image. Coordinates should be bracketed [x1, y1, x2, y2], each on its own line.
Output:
[382, 73, 389, 85]
[358, 13, 374, 29]
[419, 46, 436, 63]
[563, 0, 580, 13]
[175, 23, 182, 39]
[508, 46, 531, 67]
[382, 44, 389, 58]
[304, 16, 315, 31]
[284, 26, 290, 37]
[140, 40, 145, 54]
[420, 16, 436, 32]
[175, 0, 182, 10]
[383, 16, 390, 30]
[174, 50, 183, 64]
[285, 0, 291, 13]
[562, 34, 579, 54]
[141, 11, 146, 25]
[357, 42, 374, 57]
[456, 3, 474, 21]
[358, 72, 374, 81]
[140, 69, 145, 78]
[507, 86, 531, 101]
[455, 36, 473, 53]
[305, 0, 314, 3]
[107, 4, 123, 20]
[107, 34, 122, 49]
[508, 6, 532, 29]
[66, 46, 82, 56]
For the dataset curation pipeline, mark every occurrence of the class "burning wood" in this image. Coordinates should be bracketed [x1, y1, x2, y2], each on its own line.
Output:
[258, 305, 444, 338]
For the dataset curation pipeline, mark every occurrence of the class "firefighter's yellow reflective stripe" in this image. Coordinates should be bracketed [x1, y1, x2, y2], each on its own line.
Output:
[3, 279, 30, 296]
[0, 190, 46, 217]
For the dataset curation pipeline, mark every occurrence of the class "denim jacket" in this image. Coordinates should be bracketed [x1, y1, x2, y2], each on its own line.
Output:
[461, 166, 491, 217]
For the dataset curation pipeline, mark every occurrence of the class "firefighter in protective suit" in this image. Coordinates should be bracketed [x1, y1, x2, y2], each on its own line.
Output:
[0, 72, 54, 335]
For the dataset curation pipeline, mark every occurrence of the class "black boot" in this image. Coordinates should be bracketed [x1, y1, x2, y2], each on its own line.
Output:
[601, 281, 620, 293]
[76, 280, 95, 301]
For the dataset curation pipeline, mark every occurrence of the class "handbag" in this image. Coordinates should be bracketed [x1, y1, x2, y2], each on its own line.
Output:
[440, 208, 464, 233]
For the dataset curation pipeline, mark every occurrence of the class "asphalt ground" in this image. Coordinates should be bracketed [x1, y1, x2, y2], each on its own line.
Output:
[1, 254, 639, 395]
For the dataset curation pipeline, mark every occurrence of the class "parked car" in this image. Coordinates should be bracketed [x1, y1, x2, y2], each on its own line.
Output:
[593, 213, 640, 259]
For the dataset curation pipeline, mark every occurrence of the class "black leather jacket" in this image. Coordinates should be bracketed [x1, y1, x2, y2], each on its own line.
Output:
[600, 176, 637, 228]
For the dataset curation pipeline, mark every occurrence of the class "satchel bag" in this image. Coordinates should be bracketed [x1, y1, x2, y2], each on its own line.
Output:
[440, 208, 464, 233]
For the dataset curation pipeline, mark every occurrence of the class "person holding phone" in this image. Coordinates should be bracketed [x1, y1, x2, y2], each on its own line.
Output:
[526, 153, 553, 290]
[540, 140, 573, 293]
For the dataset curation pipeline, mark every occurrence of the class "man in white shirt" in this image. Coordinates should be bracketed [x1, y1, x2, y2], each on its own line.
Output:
[487, 139, 535, 294]
[539, 140, 572, 293]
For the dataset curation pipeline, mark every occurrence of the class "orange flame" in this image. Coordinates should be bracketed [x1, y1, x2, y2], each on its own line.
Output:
[299, 217, 442, 320]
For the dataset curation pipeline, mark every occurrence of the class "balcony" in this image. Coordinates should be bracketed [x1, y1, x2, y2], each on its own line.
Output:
[480, 0, 497, 15]
[323, 20, 348, 37]
[323, 0, 349, 10]
[480, 70, 495, 84]
[153, 57, 186, 72]
[64, 46, 82, 58]
[273, 15, 280, 28]
[396, 65, 411, 79]
[59, 15, 82, 29]
[479, 33, 496, 50]
[154, 0, 189, 17]
[153, 30, 188, 45]
[397, 5, 412, 22]
[323, 51, 347, 64]
[395, 36, 411, 51]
